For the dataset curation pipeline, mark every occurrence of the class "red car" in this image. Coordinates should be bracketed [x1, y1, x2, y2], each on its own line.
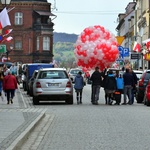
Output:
[144, 80, 150, 106]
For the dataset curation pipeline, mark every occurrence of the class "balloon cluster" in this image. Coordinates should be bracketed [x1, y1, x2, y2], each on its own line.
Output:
[74, 25, 119, 71]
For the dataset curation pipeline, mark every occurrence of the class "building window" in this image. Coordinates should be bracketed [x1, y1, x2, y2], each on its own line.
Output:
[43, 36, 50, 50]
[15, 12, 23, 25]
[37, 37, 39, 50]
[15, 40, 22, 49]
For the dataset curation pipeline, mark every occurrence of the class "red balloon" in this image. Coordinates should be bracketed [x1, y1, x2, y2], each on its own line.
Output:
[74, 25, 119, 71]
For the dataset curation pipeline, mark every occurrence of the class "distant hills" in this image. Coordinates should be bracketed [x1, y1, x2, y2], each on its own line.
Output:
[53, 32, 78, 43]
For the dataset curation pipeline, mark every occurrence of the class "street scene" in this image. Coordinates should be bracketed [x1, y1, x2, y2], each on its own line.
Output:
[0, 82, 150, 150]
[1, 0, 150, 150]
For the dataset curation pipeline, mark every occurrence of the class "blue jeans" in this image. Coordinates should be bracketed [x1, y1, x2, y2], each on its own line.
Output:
[91, 85, 100, 102]
[124, 85, 132, 104]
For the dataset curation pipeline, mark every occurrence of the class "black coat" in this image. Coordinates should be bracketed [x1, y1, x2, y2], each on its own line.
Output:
[90, 71, 103, 86]
[104, 75, 117, 90]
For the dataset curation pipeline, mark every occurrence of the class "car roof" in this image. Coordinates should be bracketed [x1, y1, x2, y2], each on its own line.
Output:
[70, 68, 82, 70]
[133, 70, 143, 73]
[108, 68, 122, 71]
[39, 68, 67, 71]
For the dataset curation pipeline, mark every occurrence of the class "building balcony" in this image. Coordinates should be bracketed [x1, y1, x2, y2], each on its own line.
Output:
[33, 23, 54, 32]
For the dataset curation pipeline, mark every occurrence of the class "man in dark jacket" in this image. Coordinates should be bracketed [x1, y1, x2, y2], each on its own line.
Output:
[90, 67, 103, 105]
[122, 68, 134, 105]
[129, 68, 138, 104]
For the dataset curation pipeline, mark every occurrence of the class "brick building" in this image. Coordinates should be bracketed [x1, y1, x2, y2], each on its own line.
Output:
[0, 0, 55, 63]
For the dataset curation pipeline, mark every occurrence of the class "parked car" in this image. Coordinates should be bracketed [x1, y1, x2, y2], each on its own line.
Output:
[23, 63, 54, 91]
[143, 79, 150, 106]
[27, 70, 38, 96]
[68, 68, 86, 85]
[133, 70, 143, 81]
[136, 70, 150, 103]
[0, 62, 12, 68]
[32, 68, 73, 105]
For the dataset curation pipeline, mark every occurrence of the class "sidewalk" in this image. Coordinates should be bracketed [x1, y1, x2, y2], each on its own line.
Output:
[0, 86, 46, 150]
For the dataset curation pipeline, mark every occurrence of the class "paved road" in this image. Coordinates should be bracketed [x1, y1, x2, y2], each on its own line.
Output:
[20, 84, 150, 150]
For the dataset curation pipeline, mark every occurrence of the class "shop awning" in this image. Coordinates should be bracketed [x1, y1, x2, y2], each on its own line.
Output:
[34, 10, 56, 16]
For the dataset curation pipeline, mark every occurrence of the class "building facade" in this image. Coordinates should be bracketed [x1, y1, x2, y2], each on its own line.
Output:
[0, 0, 55, 63]
[116, 0, 150, 69]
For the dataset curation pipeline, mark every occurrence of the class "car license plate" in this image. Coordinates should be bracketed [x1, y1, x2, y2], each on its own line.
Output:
[48, 83, 59, 86]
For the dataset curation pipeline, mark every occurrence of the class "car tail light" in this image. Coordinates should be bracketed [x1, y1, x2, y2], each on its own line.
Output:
[146, 85, 150, 93]
[36, 82, 41, 88]
[138, 73, 146, 86]
[66, 81, 71, 88]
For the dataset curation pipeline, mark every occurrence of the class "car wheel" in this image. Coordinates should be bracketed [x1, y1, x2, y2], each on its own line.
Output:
[146, 99, 150, 106]
[66, 95, 73, 104]
[29, 91, 33, 97]
[143, 95, 146, 105]
[27, 89, 29, 95]
[23, 82, 27, 91]
[33, 96, 39, 105]
[136, 94, 143, 103]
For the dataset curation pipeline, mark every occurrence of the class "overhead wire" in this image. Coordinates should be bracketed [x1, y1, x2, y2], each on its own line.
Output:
[52, 10, 125, 15]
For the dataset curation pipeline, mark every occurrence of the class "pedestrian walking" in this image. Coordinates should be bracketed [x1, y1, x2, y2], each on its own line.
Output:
[129, 68, 138, 104]
[122, 68, 134, 105]
[10, 63, 17, 75]
[0, 71, 4, 101]
[3, 69, 18, 104]
[101, 68, 109, 104]
[115, 74, 124, 105]
[3, 64, 8, 76]
[74, 71, 84, 104]
[90, 66, 103, 105]
[104, 70, 117, 105]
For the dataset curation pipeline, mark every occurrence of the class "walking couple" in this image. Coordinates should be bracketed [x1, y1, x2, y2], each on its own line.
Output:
[90, 67, 117, 105]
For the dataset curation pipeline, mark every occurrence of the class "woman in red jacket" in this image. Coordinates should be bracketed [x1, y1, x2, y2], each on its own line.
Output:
[3, 69, 18, 104]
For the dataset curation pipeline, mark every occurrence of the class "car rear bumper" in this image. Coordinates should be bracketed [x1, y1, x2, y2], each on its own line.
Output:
[34, 94, 73, 101]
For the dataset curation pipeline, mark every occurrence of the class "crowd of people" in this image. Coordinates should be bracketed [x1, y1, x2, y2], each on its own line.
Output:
[74, 66, 138, 105]
[0, 63, 22, 104]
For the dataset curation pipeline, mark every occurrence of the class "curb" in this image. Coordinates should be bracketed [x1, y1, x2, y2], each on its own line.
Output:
[6, 109, 46, 150]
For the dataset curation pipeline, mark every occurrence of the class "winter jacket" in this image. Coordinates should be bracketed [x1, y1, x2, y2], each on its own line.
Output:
[74, 74, 84, 90]
[90, 71, 103, 86]
[104, 74, 117, 90]
[123, 72, 134, 86]
[3, 74, 18, 90]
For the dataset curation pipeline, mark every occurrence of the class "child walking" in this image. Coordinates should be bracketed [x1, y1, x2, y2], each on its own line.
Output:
[74, 71, 84, 104]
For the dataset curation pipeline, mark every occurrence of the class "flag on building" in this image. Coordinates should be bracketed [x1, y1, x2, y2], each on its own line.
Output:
[5, 36, 13, 42]
[0, 8, 11, 28]
[133, 42, 141, 52]
[0, 23, 2, 35]
[4, 29, 12, 36]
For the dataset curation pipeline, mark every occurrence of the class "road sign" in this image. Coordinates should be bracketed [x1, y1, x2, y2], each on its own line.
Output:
[0, 45, 6, 53]
[118, 46, 129, 58]
[123, 48, 129, 57]
[131, 53, 140, 59]
[116, 36, 125, 46]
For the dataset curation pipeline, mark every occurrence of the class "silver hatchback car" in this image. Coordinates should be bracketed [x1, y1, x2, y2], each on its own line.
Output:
[32, 68, 73, 105]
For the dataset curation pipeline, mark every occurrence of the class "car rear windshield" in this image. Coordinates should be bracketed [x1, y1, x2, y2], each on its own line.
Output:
[70, 70, 84, 75]
[144, 72, 150, 80]
[38, 70, 68, 79]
